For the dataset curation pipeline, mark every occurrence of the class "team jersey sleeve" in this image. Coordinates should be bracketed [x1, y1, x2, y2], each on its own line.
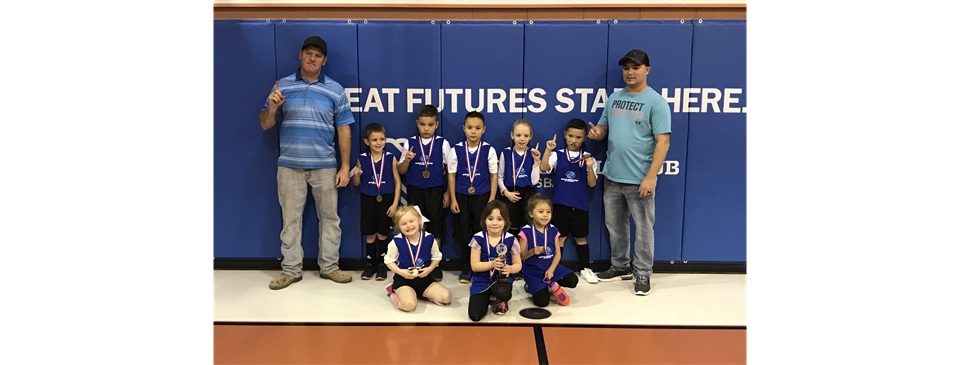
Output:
[384, 240, 399, 264]
[487, 146, 499, 173]
[431, 239, 442, 261]
[397, 139, 410, 164]
[497, 151, 507, 193]
[516, 229, 529, 247]
[447, 146, 459, 173]
[544, 151, 557, 173]
[531, 157, 541, 185]
[442, 140, 451, 167]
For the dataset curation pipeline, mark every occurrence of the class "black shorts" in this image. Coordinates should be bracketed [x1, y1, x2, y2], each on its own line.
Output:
[551, 204, 589, 238]
[360, 193, 395, 236]
[406, 185, 446, 240]
[499, 186, 538, 234]
[453, 192, 491, 245]
[392, 274, 435, 297]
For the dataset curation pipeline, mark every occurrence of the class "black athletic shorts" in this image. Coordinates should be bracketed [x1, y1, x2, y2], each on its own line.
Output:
[550, 203, 589, 238]
[392, 274, 435, 297]
[360, 193, 395, 236]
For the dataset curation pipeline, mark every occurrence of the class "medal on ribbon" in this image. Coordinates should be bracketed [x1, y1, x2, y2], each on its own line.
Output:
[370, 153, 385, 202]
[512, 147, 527, 189]
[465, 143, 481, 195]
[566, 149, 585, 168]
[405, 230, 424, 276]
[419, 136, 435, 179]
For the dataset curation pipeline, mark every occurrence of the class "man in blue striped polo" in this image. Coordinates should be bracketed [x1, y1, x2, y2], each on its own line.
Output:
[259, 36, 355, 289]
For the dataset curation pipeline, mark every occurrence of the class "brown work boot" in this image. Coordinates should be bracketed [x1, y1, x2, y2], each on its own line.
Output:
[318, 269, 352, 283]
[268, 274, 302, 290]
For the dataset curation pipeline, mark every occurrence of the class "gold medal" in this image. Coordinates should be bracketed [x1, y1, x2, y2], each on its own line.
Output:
[468, 186, 475, 194]
[423, 171, 430, 178]
[376, 195, 382, 202]
[411, 269, 419, 276]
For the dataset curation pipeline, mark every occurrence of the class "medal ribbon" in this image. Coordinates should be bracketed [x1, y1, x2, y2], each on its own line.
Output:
[465, 143, 482, 188]
[418, 136, 435, 171]
[404, 230, 424, 270]
[531, 225, 542, 251]
[370, 153, 385, 194]
[512, 147, 527, 188]
[566, 149, 585, 168]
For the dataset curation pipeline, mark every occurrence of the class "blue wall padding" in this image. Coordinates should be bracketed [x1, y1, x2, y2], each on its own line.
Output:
[682, 20, 747, 262]
[213, 19, 747, 264]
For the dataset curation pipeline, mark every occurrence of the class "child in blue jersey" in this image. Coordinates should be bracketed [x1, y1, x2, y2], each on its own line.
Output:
[352, 123, 401, 281]
[498, 119, 542, 237]
[467, 201, 522, 321]
[383, 206, 451, 312]
[517, 194, 578, 307]
[540, 119, 601, 284]
[397, 105, 451, 282]
[448, 111, 499, 284]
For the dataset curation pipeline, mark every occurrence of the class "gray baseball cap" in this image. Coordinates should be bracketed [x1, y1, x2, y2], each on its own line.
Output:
[618, 49, 650, 66]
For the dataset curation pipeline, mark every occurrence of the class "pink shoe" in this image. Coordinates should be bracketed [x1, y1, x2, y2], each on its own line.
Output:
[386, 284, 400, 307]
[491, 299, 509, 315]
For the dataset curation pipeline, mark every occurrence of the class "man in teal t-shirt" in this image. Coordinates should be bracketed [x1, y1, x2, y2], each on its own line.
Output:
[587, 49, 671, 296]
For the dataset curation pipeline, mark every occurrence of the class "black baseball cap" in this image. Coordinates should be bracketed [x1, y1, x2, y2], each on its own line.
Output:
[618, 49, 650, 67]
[301, 36, 327, 55]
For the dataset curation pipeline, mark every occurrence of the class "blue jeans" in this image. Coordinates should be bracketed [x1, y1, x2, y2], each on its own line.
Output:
[603, 176, 655, 277]
[277, 166, 342, 277]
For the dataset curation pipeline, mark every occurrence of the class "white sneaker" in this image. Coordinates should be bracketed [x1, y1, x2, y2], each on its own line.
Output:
[580, 268, 599, 284]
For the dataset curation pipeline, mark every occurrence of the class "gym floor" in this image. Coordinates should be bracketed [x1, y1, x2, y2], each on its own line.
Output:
[214, 270, 746, 364]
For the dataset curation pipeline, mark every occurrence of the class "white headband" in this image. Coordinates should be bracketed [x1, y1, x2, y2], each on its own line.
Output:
[413, 205, 431, 227]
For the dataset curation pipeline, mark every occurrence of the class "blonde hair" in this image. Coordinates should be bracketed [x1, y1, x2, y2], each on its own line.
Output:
[392, 205, 424, 230]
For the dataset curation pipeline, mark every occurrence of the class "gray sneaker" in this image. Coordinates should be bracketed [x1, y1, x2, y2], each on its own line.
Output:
[634, 275, 651, 295]
[596, 266, 633, 282]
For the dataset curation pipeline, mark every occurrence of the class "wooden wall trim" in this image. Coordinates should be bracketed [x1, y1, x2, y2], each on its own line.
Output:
[214, 3, 746, 8]
[214, 6, 746, 20]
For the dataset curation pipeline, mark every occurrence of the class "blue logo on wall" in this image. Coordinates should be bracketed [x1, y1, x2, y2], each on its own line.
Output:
[565, 171, 577, 179]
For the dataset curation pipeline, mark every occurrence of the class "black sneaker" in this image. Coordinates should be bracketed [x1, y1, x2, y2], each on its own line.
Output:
[375, 263, 387, 281]
[596, 266, 634, 282]
[634, 275, 651, 295]
[361, 263, 376, 280]
[459, 264, 471, 284]
[431, 268, 443, 282]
